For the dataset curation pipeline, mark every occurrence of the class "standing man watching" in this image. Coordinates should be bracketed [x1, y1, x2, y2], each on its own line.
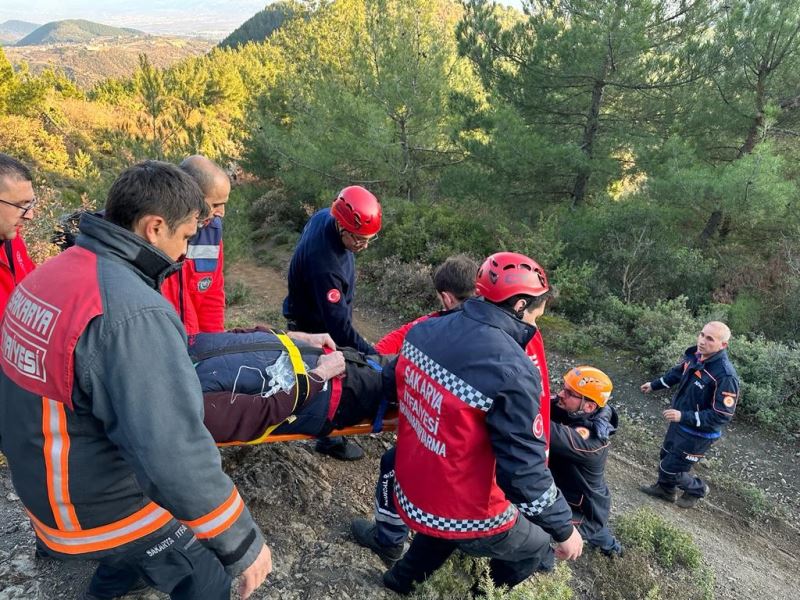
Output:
[283, 185, 382, 460]
[162, 155, 230, 334]
[0, 153, 37, 316]
[379, 252, 582, 595]
[0, 161, 270, 600]
[640, 321, 739, 508]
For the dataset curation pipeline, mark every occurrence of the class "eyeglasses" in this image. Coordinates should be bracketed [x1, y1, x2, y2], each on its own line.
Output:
[0, 197, 37, 218]
[344, 230, 378, 246]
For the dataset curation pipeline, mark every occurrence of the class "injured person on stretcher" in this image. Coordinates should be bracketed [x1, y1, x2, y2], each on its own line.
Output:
[190, 327, 393, 445]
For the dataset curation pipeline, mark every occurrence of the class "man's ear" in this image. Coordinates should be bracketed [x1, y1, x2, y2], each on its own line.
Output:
[585, 401, 598, 413]
[132, 214, 167, 245]
[439, 291, 459, 310]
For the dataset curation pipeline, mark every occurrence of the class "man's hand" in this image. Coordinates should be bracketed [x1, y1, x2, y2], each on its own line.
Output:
[663, 409, 681, 422]
[287, 331, 337, 350]
[238, 543, 272, 599]
[640, 382, 653, 393]
[309, 351, 346, 381]
[553, 527, 583, 561]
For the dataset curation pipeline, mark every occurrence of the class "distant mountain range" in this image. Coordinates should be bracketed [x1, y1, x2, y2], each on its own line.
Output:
[0, 20, 40, 45]
[15, 19, 143, 46]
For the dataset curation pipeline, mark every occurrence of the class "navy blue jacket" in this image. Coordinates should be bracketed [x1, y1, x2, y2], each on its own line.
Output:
[386, 298, 574, 542]
[650, 346, 739, 435]
[549, 400, 618, 531]
[283, 209, 374, 354]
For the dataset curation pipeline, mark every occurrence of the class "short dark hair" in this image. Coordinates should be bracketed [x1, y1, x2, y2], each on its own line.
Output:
[0, 153, 33, 185]
[433, 255, 478, 301]
[492, 287, 557, 317]
[105, 160, 208, 232]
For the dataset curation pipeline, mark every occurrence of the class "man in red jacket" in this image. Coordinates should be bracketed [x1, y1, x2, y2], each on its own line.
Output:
[353, 253, 559, 571]
[162, 155, 230, 334]
[0, 153, 37, 317]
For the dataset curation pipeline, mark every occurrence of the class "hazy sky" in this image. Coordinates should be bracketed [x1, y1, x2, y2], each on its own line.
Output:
[0, 1, 525, 39]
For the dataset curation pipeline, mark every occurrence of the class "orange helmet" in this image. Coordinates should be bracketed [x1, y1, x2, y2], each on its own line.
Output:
[331, 186, 382, 235]
[563, 366, 613, 407]
[475, 252, 549, 302]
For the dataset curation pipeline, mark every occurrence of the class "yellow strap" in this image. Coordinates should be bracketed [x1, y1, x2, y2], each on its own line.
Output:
[247, 332, 310, 444]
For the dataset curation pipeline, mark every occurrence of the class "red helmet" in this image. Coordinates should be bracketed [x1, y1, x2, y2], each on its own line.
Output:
[331, 186, 382, 235]
[476, 252, 549, 302]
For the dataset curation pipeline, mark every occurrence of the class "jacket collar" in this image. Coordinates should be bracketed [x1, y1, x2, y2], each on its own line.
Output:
[76, 213, 181, 290]
[462, 297, 537, 348]
[686, 345, 728, 368]
[323, 209, 348, 254]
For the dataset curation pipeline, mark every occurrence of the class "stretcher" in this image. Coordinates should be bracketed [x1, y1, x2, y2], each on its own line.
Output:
[262, 411, 398, 443]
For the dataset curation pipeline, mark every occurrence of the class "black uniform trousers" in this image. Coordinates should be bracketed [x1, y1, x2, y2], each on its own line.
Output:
[84, 520, 231, 600]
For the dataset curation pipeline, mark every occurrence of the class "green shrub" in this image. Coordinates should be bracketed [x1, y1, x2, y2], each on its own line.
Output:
[249, 185, 313, 243]
[225, 281, 252, 307]
[412, 555, 573, 600]
[725, 336, 800, 433]
[615, 508, 702, 570]
[359, 258, 438, 320]
[590, 295, 701, 370]
[224, 183, 270, 263]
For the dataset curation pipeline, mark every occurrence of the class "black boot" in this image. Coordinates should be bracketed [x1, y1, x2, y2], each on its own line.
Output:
[315, 436, 364, 461]
[351, 518, 406, 564]
[639, 482, 677, 503]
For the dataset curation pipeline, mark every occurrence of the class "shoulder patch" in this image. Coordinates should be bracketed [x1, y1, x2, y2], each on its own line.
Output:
[575, 427, 591, 440]
[722, 392, 736, 408]
[532, 413, 544, 439]
[326, 288, 341, 303]
[197, 276, 212, 292]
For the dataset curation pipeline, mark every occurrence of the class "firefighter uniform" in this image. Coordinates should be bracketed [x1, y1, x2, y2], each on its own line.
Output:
[649, 345, 739, 496]
[0, 214, 264, 598]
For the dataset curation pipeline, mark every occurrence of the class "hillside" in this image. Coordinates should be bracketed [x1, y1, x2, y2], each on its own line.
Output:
[4, 36, 213, 88]
[0, 20, 39, 45]
[218, 0, 296, 49]
[1, 258, 797, 599]
[15, 19, 142, 46]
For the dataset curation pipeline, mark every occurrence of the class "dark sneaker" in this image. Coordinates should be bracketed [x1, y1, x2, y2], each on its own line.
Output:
[315, 437, 364, 461]
[639, 483, 677, 503]
[676, 483, 710, 509]
[601, 544, 625, 559]
[351, 518, 405, 564]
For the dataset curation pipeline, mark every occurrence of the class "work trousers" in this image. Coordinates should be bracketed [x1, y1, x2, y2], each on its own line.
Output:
[657, 423, 715, 497]
[85, 521, 231, 600]
[386, 515, 554, 594]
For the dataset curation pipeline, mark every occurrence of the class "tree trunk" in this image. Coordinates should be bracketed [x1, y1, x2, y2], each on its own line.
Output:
[698, 208, 723, 247]
[738, 67, 767, 157]
[572, 60, 609, 207]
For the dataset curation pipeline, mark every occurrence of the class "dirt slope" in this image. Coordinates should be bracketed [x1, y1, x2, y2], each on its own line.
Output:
[1, 260, 798, 600]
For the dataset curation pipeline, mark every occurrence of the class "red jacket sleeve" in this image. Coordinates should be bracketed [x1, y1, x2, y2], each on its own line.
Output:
[374, 312, 436, 355]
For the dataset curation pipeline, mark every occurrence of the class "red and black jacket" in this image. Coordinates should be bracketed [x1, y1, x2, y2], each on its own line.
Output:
[1, 234, 36, 317]
[388, 298, 573, 542]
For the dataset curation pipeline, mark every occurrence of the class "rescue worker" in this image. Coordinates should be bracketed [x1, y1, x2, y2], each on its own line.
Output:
[373, 254, 478, 355]
[0, 161, 271, 600]
[161, 155, 230, 334]
[0, 153, 36, 316]
[640, 321, 739, 508]
[550, 366, 622, 556]
[352, 254, 558, 565]
[283, 185, 382, 460]
[377, 252, 582, 595]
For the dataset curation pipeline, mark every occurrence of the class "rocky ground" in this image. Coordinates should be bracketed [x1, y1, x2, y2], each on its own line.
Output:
[1, 260, 798, 599]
